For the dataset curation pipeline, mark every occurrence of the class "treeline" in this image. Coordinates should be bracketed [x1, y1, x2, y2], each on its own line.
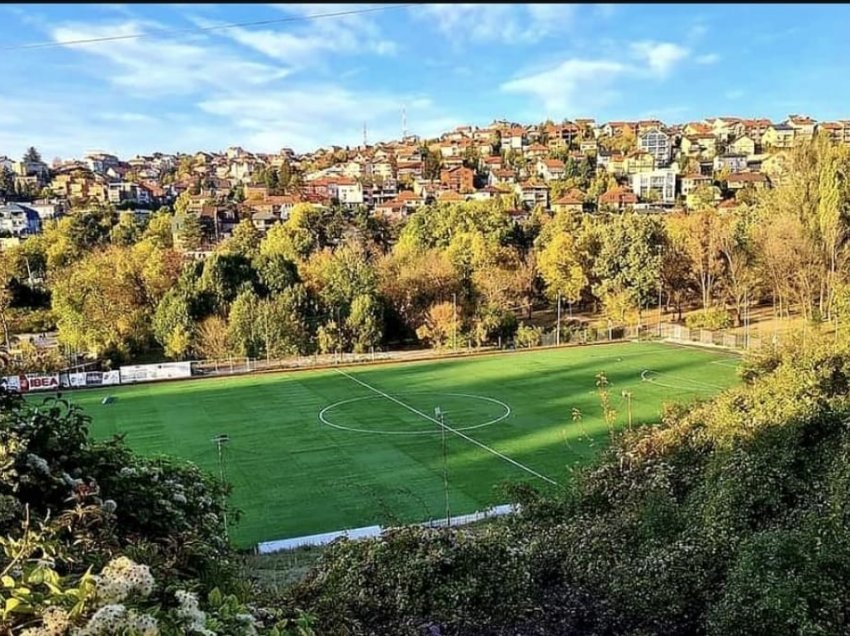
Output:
[4, 135, 850, 367]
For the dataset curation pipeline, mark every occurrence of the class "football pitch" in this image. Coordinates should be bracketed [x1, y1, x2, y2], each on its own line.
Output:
[65, 342, 741, 548]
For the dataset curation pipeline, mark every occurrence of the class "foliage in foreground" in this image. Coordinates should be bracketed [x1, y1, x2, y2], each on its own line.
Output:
[283, 336, 850, 635]
[0, 390, 314, 635]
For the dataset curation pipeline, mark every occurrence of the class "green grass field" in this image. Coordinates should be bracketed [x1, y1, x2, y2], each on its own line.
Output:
[61, 342, 741, 548]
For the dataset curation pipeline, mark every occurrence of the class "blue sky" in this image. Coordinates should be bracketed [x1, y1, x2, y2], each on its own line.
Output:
[1, 3, 849, 160]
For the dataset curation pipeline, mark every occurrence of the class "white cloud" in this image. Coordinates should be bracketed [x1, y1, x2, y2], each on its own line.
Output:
[50, 20, 289, 96]
[413, 4, 578, 44]
[630, 41, 690, 77]
[696, 53, 720, 65]
[502, 59, 629, 115]
[501, 40, 689, 116]
[197, 86, 457, 152]
[196, 4, 396, 67]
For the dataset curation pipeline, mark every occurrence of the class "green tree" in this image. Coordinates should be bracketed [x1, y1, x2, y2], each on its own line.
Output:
[22, 146, 42, 163]
[346, 293, 382, 353]
[152, 289, 195, 359]
[178, 213, 204, 251]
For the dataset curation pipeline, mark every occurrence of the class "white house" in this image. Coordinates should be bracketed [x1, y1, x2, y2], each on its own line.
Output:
[328, 178, 364, 205]
[0, 203, 41, 235]
[637, 128, 672, 166]
[630, 168, 677, 204]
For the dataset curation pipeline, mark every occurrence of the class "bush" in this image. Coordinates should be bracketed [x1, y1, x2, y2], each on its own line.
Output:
[8, 308, 56, 334]
[685, 307, 732, 331]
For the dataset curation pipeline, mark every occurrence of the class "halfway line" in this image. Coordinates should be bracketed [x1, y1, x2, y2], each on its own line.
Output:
[334, 368, 559, 486]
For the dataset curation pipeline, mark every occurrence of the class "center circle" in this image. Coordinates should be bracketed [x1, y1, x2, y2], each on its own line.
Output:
[318, 392, 512, 435]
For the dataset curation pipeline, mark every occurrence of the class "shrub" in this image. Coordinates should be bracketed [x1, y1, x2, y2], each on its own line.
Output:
[685, 307, 732, 330]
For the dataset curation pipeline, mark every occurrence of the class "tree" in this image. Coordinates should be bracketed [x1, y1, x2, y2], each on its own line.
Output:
[346, 294, 382, 353]
[22, 146, 42, 163]
[178, 214, 204, 251]
[257, 285, 309, 358]
[537, 232, 588, 304]
[254, 253, 299, 295]
[227, 289, 262, 357]
[152, 289, 195, 359]
[515, 322, 542, 348]
[415, 301, 456, 349]
[666, 209, 726, 311]
[0, 257, 12, 351]
[592, 213, 665, 314]
[142, 211, 174, 248]
[110, 211, 141, 246]
[195, 315, 232, 360]
[0, 167, 13, 197]
[221, 218, 262, 258]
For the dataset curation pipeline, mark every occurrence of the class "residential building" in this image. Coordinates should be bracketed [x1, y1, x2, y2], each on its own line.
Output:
[107, 182, 151, 205]
[488, 169, 517, 186]
[680, 173, 712, 197]
[713, 154, 749, 174]
[598, 186, 638, 211]
[680, 135, 718, 158]
[762, 124, 795, 149]
[630, 168, 677, 204]
[729, 135, 756, 156]
[515, 182, 549, 209]
[327, 178, 364, 205]
[552, 190, 584, 214]
[624, 150, 656, 175]
[637, 128, 672, 166]
[0, 203, 41, 235]
[726, 172, 769, 190]
[786, 114, 817, 141]
[440, 166, 475, 193]
[251, 210, 280, 232]
[536, 158, 566, 181]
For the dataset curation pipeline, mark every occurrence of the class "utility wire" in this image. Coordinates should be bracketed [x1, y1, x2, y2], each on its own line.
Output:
[0, 4, 416, 51]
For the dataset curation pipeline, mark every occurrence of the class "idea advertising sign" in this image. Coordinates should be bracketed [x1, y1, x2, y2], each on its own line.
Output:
[2, 374, 60, 393]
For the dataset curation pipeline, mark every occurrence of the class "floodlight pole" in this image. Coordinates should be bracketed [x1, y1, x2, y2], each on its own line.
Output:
[213, 434, 230, 541]
[435, 407, 451, 527]
[556, 292, 562, 347]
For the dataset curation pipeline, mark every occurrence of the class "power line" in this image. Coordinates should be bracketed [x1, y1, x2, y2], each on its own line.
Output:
[0, 4, 416, 52]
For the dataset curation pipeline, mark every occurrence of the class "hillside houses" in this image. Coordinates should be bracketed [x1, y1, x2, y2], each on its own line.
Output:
[3, 111, 849, 250]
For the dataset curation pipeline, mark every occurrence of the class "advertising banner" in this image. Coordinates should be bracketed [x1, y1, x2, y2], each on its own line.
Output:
[119, 362, 192, 384]
[26, 374, 61, 392]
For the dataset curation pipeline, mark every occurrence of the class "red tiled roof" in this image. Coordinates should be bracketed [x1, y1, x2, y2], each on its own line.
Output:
[727, 172, 767, 183]
[555, 192, 583, 205]
[542, 159, 565, 169]
[599, 187, 638, 205]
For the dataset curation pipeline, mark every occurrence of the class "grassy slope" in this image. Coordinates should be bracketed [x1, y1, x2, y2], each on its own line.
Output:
[60, 342, 739, 547]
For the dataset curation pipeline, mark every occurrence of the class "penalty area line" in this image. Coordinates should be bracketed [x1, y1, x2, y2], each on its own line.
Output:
[334, 368, 559, 486]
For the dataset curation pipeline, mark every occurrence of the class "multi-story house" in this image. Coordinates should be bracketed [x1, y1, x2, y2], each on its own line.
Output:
[440, 166, 475, 193]
[327, 177, 364, 205]
[536, 158, 566, 181]
[786, 115, 817, 141]
[107, 182, 151, 205]
[0, 203, 41, 235]
[598, 186, 638, 211]
[515, 181, 549, 209]
[630, 168, 677, 204]
[624, 150, 656, 175]
[713, 154, 748, 174]
[729, 135, 757, 156]
[637, 128, 671, 166]
[762, 124, 795, 149]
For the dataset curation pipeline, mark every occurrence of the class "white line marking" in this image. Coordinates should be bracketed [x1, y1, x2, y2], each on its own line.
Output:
[334, 368, 558, 486]
[641, 369, 725, 391]
[318, 392, 511, 435]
